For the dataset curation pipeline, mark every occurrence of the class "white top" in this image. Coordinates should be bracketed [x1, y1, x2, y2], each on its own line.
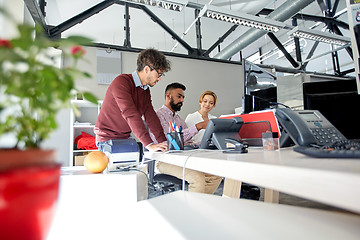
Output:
[185, 111, 216, 144]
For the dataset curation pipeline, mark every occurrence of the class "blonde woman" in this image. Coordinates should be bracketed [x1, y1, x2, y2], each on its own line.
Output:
[185, 91, 217, 144]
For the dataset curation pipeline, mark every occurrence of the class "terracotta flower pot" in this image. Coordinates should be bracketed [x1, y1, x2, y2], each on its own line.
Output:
[0, 149, 61, 240]
[0, 149, 56, 172]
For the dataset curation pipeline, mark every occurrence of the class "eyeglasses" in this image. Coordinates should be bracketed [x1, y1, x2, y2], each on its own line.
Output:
[147, 65, 165, 78]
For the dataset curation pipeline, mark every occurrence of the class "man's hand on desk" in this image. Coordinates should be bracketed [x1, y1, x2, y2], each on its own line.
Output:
[147, 142, 168, 152]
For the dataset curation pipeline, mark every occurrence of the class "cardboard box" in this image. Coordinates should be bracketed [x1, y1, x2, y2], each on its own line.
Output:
[74, 155, 87, 166]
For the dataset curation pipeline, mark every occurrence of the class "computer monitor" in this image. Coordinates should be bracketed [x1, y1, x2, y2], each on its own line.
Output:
[243, 60, 277, 113]
[354, 24, 360, 56]
[303, 79, 360, 140]
[354, 24, 360, 94]
[199, 117, 244, 150]
[244, 87, 277, 113]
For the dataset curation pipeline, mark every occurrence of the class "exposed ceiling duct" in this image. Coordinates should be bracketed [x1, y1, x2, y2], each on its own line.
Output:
[214, 0, 315, 60]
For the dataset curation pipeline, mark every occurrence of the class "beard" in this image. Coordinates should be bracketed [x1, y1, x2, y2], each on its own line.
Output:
[170, 98, 183, 112]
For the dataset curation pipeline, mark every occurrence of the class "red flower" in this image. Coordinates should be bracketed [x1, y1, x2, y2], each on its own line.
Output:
[0, 39, 12, 48]
[70, 46, 85, 57]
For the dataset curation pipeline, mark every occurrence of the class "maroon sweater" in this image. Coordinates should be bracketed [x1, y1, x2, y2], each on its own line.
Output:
[94, 74, 166, 146]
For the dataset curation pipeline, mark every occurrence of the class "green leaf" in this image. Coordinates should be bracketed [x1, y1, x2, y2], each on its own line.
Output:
[83, 72, 92, 78]
[61, 36, 94, 46]
[82, 92, 98, 104]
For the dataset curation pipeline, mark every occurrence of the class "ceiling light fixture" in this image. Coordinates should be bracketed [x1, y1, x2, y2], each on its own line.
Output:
[198, 5, 287, 33]
[288, 26, 351, 46]
[124, 0, 188, 11]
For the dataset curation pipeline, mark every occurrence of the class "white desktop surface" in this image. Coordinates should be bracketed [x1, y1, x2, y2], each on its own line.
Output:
[47, 191, 360, 240]
[58, 166, 148, 203]
[145, 148, 360, 213]
[47, 166, 148, 239]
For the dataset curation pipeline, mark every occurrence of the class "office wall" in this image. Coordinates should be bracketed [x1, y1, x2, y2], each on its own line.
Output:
[73, 47, 245, 118]
[0, 0, 24, 38]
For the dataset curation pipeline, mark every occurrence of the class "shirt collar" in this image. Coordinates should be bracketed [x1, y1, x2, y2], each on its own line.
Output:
[132, 71, 149, 90]
[161, 105, 177, 117]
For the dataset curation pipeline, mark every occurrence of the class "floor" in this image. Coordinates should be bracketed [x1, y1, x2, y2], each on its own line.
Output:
[148, 179, 351, 214]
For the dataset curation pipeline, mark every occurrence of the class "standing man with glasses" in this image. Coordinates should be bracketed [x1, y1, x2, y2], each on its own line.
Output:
[94, 48, 171, 152]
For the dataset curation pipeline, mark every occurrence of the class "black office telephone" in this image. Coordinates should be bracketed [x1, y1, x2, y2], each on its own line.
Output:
[275, 108, 347, 147]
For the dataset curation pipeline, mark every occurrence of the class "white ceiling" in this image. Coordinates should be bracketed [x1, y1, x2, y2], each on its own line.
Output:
[45, 0, 281, 57]
[44, 0, 352, 71]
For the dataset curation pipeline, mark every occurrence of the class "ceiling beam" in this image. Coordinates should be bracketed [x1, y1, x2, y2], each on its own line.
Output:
[138, 5, 194, 55]
[258, 9, 349, 30]
[267, 32, 299, 68]
[292, 18, 302, 63]
[23, 0, 49, 33]
[330, 23, 353, 59]
[48, 0, 117, 38]
[204, 25, 238, 57]
[25, 0, 195, 54]
[123, 3, 131, 48]
[332, 0, 340, 16]
[339, 68, 355, 76]
[194, 9, 203, 55]
[293, 14, 349, 30]
[301, 41, 319, 70]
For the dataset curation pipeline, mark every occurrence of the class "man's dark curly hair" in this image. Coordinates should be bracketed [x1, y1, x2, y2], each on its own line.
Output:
[165, 82, 186, 97]
[136, 48, 171, 72]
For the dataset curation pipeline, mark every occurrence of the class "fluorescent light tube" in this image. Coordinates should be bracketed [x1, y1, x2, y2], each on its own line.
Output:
[288, 26, 351, 46]
[125, 0, 188, 12]
[199, 5, 286, 32]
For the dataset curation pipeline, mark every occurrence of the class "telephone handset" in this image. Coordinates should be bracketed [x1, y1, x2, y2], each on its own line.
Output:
[275, 108, 346, 147]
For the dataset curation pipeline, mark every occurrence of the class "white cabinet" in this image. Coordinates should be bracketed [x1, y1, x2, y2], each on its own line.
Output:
[70, 100, 102, 166]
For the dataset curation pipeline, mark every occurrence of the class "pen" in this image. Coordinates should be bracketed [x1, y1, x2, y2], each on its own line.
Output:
[169, 121, 173, 132]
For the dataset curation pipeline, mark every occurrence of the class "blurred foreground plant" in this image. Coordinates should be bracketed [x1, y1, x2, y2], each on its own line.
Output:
[0, 9, 97, 149]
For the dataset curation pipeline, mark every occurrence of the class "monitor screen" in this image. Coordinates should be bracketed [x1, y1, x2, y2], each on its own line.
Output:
[303, 79, 360, 140]
[245, 87, 277, 113]
[199, 117, 244, 150]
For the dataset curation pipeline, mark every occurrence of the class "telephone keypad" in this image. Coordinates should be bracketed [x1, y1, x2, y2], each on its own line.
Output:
[311, 127, 345, 144]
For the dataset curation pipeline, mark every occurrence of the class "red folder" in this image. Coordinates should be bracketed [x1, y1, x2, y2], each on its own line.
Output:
[220, 110, 280, 140]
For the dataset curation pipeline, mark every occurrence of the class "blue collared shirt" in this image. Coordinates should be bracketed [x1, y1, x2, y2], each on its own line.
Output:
[132, 71, 148, 90]
[132, 70, 153, 148]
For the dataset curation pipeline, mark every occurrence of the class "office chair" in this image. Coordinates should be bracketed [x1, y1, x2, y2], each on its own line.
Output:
[147, 159, 188, 195]
[146, 158, 260, 199]
[240, 183, 260, 200]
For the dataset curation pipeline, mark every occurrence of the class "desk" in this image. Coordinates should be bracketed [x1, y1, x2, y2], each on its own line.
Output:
[47, 191, 360, 239]
[145, 148, 360, 214]
[57, 166, 148, 210]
